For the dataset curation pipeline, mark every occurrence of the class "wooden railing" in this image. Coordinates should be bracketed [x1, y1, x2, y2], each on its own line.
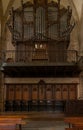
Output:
[0, 50, 78, 63]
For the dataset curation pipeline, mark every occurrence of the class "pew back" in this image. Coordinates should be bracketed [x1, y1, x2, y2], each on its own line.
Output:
[0, 115, 27, 130]
[65, 117, 83, 130]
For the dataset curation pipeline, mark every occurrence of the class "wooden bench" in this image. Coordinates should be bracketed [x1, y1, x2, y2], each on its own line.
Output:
[0, 115, 27, 119]
[65, 128, 75, 130]
[0, 123, 16, 130]
[64, 117, 83, 130]
[64, 117, 83, 124]
[0, 115, 27, 130]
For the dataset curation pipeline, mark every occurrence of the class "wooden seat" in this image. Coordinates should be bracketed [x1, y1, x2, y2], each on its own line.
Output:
[0, 115, 27, 130]
[64, 117, 83, 124]
[65, 117, 83, 130]
[0, 122, 16, 130]
[65, 128, 75, 130]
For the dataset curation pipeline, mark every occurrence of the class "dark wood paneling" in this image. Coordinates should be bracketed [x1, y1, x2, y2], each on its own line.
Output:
[5, 83, 77, 111]
[69, 84, 77, 100]
[31, 85, 38, 100]
[6, 85, 15, 101]
[46, 85, 52, 100]
[38, 84, 45, 100]
[15, 85, 22, 100]
[65, 100, 83, 116]
[62, 85, 68, 100]
[6, 83, 77, 101]
[22, 85, 30, 100]
[55, 85, 62, 100]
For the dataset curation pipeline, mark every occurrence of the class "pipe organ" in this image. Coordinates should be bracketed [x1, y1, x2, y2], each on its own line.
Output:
[7, 0, 74, 63]
[4, 0, 79, 112]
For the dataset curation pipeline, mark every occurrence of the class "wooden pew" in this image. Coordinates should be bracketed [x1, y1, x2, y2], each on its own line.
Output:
[64, 117, 83, 130]
[0, 123, 16, 130]
[65, 128, 75, 130]
[0, 114, 28, 119]
[64, 117, 83, 124]
[0, 115, 27, 130]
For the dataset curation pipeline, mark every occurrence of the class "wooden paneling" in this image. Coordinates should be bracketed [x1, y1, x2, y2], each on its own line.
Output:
[6, 83, 77, 101]
[22, 85, 30, 100]
[62, 85, 68, 100]
[69, 84, 77, 100]
[55, 85, 62, 100]
[65, 100, 83, 116]
[6, 85, 14, 100]
[39, 85, 45, 100]
[46, 85, 52, 100]
[15, 85, 22, 100]
[32, 85, 38, 100]
[5, 83, 78, 111]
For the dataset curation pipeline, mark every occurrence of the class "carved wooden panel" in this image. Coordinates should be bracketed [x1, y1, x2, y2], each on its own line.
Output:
[55, 85, 62, 100]
[15, 85, 22, 100]
[5, 83, 77, 102]
[32, 85, 38, 100]
[46, 85, 52, 100]
[69, 84, 77, 100]
[62, 85, 68, 100]
[6, 85, 15, 100]
[22, 85, 30, 100]
[39, 85, 45, 100]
